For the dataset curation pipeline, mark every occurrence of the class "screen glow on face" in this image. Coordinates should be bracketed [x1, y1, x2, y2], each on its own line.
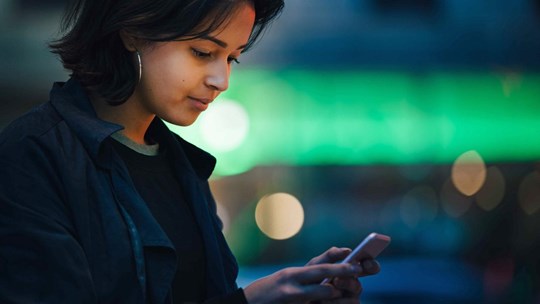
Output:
[169, 69, 540, 176]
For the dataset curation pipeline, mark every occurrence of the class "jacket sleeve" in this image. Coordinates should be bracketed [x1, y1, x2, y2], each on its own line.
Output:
[204, 288, 249, 304]
[0, 138, 97, 303]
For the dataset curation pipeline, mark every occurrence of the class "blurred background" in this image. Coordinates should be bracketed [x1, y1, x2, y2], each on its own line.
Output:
[2, 0, 540, 303]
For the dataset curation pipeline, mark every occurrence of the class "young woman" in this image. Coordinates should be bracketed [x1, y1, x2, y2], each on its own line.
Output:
[0, 0, 381, 303]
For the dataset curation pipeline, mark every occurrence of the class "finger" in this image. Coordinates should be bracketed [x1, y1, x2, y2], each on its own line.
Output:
[292, 263, 363, 284]
[320, 298, 360, 304]
[307, 247, 352, 266]
[332, 277, 362, 296]
[358, 259, 380, 277]
[297, 283, 342, 301]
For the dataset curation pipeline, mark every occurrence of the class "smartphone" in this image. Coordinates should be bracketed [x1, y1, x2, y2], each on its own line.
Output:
[341, 232, 391, 264]
[321, 232, 391, 284]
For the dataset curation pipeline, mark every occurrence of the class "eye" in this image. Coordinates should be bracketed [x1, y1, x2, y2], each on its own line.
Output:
[192, 48, 211, 59]
[228, 57, 240, 64]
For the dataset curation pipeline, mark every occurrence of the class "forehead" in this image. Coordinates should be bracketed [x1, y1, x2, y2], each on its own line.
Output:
[191, 1, 254, 37]
[188, 3, 255, 50]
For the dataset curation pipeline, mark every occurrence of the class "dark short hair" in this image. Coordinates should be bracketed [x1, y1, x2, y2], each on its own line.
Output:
[50, 0, 284, 105]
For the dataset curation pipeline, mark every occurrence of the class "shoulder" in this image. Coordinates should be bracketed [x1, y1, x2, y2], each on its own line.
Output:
[0, 101, 77, 179]
[0, 102, 62, 149]
[0, 102, 70, 215]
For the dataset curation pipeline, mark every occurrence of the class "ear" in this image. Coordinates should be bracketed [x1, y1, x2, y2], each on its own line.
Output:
[119, 30, 138, 52]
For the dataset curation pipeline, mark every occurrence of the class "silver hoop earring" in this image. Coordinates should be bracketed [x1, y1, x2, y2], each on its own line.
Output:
[135, 50, 142, 84]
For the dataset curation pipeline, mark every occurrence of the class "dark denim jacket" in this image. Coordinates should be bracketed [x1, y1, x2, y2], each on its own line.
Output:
[0, 79, 241, 303]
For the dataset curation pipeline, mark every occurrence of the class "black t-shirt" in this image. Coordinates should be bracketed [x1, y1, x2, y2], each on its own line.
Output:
[111, 138, 206, 303]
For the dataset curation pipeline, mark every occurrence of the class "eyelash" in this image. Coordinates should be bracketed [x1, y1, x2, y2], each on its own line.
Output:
[191, 49, 240, 64]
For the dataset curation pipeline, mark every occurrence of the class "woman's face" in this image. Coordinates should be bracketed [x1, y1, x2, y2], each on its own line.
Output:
[130, 3, 255, 126]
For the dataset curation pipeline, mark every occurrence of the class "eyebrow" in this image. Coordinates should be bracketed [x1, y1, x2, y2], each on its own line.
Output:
[201, 35, 247, 50]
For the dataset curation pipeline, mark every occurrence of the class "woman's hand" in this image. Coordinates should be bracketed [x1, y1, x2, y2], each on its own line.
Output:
[243, 247, 380, 304]
[307, 247, 380, 304]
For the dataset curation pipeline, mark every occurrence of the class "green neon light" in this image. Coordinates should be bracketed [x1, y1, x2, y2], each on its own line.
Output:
[168, 69, 540, 176]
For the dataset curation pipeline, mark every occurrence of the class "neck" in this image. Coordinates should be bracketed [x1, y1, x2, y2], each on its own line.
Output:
[90, 94, 155, 145]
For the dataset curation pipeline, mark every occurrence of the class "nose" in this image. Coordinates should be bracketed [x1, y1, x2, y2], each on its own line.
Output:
[205, 61, 230, 92]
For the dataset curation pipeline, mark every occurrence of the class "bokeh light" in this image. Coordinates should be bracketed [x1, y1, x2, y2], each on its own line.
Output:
[440, 178, 474, 217]
[255, 192, 304, 240]
[215, 201, 231, 234]
[483, 258, 515, 300]
[518, 171, 540, 215]
[199, 97, 249, 152]
[475, 166, 506, 211]
[451, 150, 487, 196]
[400, 185, 438, 228]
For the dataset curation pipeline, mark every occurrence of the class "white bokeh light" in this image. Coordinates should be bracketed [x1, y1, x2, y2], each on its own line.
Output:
[255, 193, 305, 240]
[451, 150, 487, 196]
[199, 98, 249, 152]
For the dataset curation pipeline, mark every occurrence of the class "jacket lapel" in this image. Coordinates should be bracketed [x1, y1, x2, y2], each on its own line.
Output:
[177, 173, 232, 297]
[108, 150, 177, 304]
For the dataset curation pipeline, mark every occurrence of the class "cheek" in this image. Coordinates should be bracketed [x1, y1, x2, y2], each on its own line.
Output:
[140, 49, 195, 100]
[144, 49, 185, 80]
[144, 63, 183, 94]
[152, 60, 190, 88]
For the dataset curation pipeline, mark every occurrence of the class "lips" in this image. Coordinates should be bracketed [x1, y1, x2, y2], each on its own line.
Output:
[188, 96, 213, 111]
[190, 97, 212, 104]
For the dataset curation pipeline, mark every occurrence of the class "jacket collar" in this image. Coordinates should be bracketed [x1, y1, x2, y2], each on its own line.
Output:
[49, 78, 216, 179]
[147, 118, 216, 180]
[49, 79, 122, 162]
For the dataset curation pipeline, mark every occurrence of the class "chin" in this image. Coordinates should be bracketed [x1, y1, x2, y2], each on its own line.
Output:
[162, 115, 199, 127]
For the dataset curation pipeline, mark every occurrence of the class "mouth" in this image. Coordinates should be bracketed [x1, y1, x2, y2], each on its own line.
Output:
[188, 96, 213, 111]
